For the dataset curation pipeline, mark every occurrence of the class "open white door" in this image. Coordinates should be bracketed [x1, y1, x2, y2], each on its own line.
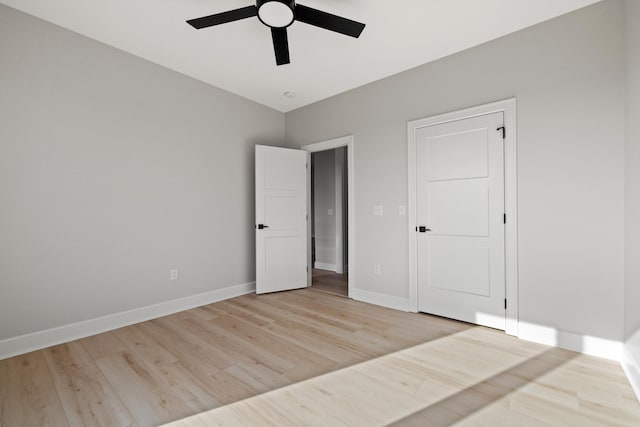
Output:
[255, 145, 308, 294]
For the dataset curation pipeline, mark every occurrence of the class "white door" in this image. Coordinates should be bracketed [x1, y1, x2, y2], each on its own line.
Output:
[255, 145, 308, 294]
[416, 112, 506, 330]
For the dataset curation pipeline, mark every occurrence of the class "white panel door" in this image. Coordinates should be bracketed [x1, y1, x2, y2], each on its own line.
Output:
[255, 145, 308, 294]
[416, 112, 506, 329]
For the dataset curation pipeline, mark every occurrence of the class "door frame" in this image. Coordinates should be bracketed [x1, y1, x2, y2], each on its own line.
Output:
[302, 135, 355, 299]
[407, 99, 518, 336]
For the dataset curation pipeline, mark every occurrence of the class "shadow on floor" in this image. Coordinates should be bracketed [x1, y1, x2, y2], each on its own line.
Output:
[390, 347, 578, 426]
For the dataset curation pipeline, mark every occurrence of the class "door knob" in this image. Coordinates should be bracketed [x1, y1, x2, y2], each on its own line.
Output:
[256, 224, 269, 230]
[417, 226, 431, 233]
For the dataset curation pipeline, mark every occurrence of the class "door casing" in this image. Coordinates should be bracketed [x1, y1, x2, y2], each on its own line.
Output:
[302, 135, 355, 299]
[408, 99, 518, 336]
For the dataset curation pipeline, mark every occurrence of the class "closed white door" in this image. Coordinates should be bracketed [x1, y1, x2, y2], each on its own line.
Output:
[416, 112, 506, 330]
[255, 145, 308, 294]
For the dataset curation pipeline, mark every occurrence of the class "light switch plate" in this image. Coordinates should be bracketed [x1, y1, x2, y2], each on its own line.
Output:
[399, 205, 407, 216]
[328, 209, 334, 216]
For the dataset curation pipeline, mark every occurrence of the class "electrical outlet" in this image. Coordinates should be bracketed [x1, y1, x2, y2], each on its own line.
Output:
[373, 264, 381, 276]
[170, 269, 179, 281]
[373, 205, 384, 216]
[328, 209, 334, 216]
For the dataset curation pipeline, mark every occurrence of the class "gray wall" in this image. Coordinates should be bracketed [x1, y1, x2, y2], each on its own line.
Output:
[0, 5, 285, 341]
[286, 1, 626, 341]
[624, 0, 640, 355]
[312, 150, 337, 268]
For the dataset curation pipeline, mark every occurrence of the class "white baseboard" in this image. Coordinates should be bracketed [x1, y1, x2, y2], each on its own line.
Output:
[518, 321, 623, 361]
[622, 330, 640, 401]
[0, 282, 255, 361]
[352, 288, 410, 312]
[622, 346, 640, 402]
[314, 262, 337, 271]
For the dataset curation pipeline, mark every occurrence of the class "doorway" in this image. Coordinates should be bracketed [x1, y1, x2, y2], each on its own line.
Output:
[302, 135, 355, 299]
[310, 147, 348, 296]
[254, 136, 355, 297]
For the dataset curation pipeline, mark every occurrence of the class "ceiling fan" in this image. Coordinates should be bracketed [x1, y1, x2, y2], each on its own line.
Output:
[187, 0, 366, 66]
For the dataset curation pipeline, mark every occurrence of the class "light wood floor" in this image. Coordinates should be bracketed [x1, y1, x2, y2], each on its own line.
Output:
[311, 268, 348, 297]
[1, 289, 639, 426]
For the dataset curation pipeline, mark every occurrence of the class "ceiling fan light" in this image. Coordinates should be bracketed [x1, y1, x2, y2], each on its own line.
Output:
[257, 0, 295, 28]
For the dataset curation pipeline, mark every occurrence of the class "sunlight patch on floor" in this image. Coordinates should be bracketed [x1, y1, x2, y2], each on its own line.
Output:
[160, 327, 555, 426]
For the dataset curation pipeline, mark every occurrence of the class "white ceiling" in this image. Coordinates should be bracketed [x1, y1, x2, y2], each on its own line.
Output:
[1, 0, 600, 112]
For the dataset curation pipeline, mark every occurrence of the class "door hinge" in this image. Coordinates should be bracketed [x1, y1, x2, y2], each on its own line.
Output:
[503, 213, 507, 224]
[497, 126, 506, 139]
[504, 299, 507, 310]
[306, 163, 309, 169]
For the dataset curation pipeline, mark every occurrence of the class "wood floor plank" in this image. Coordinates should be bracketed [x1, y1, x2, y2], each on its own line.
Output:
[195, 314, 298, 374]
[80, 331, 129, 360]
[198, 367, 260, 405]
[95, 351, 193, 427]
[143, 360, 222, 415]
[467, 399, 557, 427]
[43, 341, 137, 427]
[311, 269, 348, 297]
[113, 323, 180, 367]
[206, 300, 275, 328]
[260, 318, 370, 365]
[285, 386, 371, 427]
[0, 351, 70, 427]
[257, 296, 409, 360]
[271, 290, 393, 332]
[144, 316, 246, 374]
[231, 292, 364, 334]
[205, 310, 337, 375]
[112, 324, 225, 415]
[223, 362, 286, 394]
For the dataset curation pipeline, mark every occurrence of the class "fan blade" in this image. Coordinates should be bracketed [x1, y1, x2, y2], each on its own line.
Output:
[271, 28, 290, 66]
[187, 6, 257, 29]
[295, 4, 365, 38]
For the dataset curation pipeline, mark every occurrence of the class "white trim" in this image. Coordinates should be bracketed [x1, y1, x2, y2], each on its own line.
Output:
[518, 322, 623, 361]
[334, 147, 346, 275]
[622, 347, 640, 401]
[0, 282, 255, 360]
[622, 331, 640, 401]
[302, 135, 353, 153]
[407, 98, 519, 336]
[314, 262, 337, 271]
[352, 288, 410, 312]
[303, 135, 355, 299]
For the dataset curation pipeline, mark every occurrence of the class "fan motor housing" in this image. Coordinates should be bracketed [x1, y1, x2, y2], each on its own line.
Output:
[257, 0, 296, 28]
